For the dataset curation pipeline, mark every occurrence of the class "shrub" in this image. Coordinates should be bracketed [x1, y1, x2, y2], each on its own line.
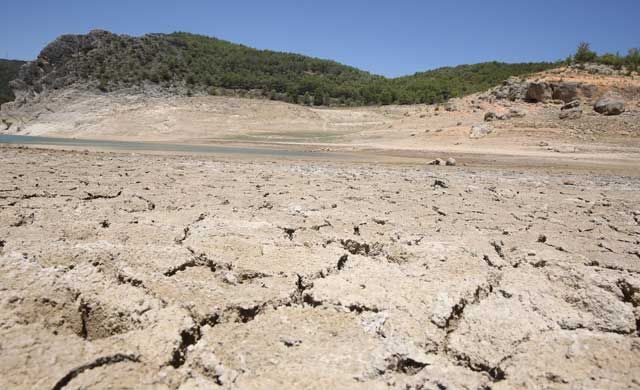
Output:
[599, 53, 624, 69]
[574, 42, 597, 63]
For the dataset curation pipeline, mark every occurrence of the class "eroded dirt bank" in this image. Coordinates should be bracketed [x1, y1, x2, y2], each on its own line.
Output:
[0, 147, 639, 389]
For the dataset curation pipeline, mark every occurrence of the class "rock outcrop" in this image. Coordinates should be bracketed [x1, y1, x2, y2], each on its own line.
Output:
[552, 82, 578, 103]
[594, 95, 625, 116]
[9, 30, 120, 102]
[490, 77, 528, 101]
[525, 82, 553, 102]
[490, 79, 600, 104]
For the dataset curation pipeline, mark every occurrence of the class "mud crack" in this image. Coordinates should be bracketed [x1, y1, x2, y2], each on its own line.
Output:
[52, 353, 140, 390]
[82, 190, 122, 200]
[280, 227, 301, 240]
[170, 326, 201, 368]
[384, 354, 428, 375]
[453, 355, 506, 382]
[132, 194, 156, 210]
[11, 212, 34, 227]
[175, 213, 207, 245]
[78, 301, 91, 339]
[340, 239, 384, 256]
[310, 220, 332, 231]
[441, 282, 497, 333]
[163, 253, 231, 277]
[490, 240, 505, 259]
[337, 254, 349, 270]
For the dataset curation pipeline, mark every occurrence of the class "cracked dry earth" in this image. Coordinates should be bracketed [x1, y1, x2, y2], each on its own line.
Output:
[1, 147, 639, 389]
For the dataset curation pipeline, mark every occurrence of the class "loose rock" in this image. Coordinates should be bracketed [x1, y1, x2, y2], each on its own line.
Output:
[507, 108, 526, 118]
[484, 112, 500, 122]
[427, 158, 446, 166]
[559, 108, 582, 120]
[470, 124, 493, 139]
[561, 100, 581, 110]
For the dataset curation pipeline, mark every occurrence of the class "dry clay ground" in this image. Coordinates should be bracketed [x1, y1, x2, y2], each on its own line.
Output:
[1, 147, 639, 389]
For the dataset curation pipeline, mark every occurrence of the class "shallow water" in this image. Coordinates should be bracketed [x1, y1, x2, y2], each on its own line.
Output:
[0, 134, 343, 159]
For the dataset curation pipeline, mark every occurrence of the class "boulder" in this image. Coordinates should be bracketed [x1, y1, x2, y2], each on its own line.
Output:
[470, 124, 493, 139]
[552, 83, 579, 103]
[594, 95, 625, 116]
[525, 82, 552, 103]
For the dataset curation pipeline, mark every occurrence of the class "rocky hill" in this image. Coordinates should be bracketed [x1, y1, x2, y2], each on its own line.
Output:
[6, 30, 557, 107]
[0, 59, 26, 105]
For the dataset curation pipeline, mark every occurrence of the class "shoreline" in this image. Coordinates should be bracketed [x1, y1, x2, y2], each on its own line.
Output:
[3, 134, 639, 176]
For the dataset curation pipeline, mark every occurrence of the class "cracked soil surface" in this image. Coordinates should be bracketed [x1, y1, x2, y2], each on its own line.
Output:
[1, 146, 639, 389]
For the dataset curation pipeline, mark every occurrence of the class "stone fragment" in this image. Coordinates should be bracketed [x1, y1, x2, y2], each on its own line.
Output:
[470, 124, 493, 138]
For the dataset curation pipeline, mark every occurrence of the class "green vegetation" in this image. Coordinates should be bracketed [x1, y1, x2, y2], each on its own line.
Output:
[39, 31, 383, 106]
[6, 33, 640, 108]
[6, 31, 564, 106]
[384, 62, 557, 105]
[17, 31, 559, 106]
[574, 42, 598, 63]
[0, 59, 26, 105]
[569, 42, 640, 72]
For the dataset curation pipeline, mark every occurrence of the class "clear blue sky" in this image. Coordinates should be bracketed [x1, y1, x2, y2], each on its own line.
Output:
[1, 0, 638, 77]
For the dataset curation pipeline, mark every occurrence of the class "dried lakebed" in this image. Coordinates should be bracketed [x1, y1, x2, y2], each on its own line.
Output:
[0, 146, 639, 389]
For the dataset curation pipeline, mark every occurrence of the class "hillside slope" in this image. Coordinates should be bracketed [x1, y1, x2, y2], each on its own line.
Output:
[3, 65, 638, 158]
[390, 62, 557, 103]
[0, 59, 26, 105]
[7, 30, 557, 107]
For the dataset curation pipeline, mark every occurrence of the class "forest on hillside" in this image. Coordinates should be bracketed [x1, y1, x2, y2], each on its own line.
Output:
[101, 32, 561, 105]
[5, 33, 639, 108]
[5, 31, 561, 107]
